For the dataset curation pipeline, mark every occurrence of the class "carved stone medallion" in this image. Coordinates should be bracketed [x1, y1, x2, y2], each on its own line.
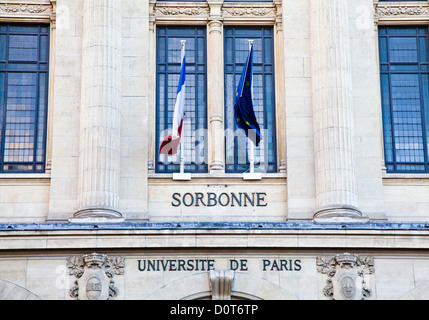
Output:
[67, 253, 125, 300]
[317, 253, 374, 300]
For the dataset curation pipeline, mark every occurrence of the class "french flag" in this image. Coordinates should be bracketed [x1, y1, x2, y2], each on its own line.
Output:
[159, 55, 186, 155]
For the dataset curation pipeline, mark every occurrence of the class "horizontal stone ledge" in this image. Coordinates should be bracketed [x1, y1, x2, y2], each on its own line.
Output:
[1, 222, 429, 251]
[1, 221, 429, 232]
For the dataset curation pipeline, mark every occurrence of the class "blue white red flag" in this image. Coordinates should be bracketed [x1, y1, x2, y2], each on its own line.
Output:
[159, 55, 186, 155]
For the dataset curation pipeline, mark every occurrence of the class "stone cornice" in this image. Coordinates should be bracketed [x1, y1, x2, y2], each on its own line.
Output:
[2, 222, 429, 251]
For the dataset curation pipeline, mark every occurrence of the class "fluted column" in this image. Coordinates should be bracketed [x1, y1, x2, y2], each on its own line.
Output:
[71, 0, 123, 222]
[207, 17, 225, 173]
[310, 0, 366, 222]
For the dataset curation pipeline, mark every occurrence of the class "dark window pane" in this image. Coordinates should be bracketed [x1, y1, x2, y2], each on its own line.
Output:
[224, 27, 277, 173]
[379, 26, 429, 173]
[155, 26, 208, 173]
[0, 23, 50, 173]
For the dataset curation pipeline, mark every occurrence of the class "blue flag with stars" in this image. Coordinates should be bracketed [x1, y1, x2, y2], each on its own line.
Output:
[234, 43, 261, 147]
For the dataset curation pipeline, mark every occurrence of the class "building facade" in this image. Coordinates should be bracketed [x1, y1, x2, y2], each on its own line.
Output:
[0, 0, 429, 300]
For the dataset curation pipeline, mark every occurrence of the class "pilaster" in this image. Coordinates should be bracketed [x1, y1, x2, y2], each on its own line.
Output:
[207, 14, 225, 173]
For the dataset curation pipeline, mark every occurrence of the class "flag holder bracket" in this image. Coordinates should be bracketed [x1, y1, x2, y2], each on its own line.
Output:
[173, 172, 192, 181]
[243, 172, 261, 180]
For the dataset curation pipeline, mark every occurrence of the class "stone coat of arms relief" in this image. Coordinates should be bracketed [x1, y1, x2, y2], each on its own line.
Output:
[67, 253, 125, 300]
[317, 253, 375, 300]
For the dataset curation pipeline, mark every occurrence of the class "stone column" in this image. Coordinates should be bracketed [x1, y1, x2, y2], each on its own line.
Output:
[310, 0, 366, 222]
[207, 2, 224, 173]
[71, 0, 123, 222]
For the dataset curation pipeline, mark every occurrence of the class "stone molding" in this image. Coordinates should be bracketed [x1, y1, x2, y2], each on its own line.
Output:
[155, 6, 209, 17]
[67, 253, 125, 300]
[374, 0, 429, 24]
[151, 1, 210, 23]
[317, 253, 374, 300]
[0, 1, 55, 21]
[0, 3, 51, 13]
[222, 6, 276, 18]
[376, 6, 429, 17]
[151, 0, 279, 25]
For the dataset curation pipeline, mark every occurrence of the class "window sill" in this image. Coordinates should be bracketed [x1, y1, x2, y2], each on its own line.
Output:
[0, 173, 51, 180]
[382, 173, 429, 179]
[148, 172, 287, 180]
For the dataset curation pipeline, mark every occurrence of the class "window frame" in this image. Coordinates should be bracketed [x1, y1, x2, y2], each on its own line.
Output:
[378, 26, 429, 173]
[0, 3, 55, 177]
[149, 0, 284, 177]
[0, 23, 50, 174]
[223, 26, 277, 174]
[155, 25, 209, 174]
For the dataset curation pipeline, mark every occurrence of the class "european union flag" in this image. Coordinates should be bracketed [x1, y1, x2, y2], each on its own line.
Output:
[234, 43, 261, 147]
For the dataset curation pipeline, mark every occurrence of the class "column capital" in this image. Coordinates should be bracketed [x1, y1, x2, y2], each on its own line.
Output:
[208, 19, 223, 33]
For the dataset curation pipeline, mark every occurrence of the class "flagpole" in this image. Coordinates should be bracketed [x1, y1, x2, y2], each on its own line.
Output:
[248, 40, 255, 174]
[172, 40, 191, 181]
[180, 40, 186, 175]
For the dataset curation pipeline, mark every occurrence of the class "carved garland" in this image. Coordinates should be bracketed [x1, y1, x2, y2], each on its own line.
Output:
[223, 7, 275, 17]
[0, 3, 52, 14]
[155, 7, 209, 17]
[375, 5, 429, 19]
[154, 4, 277, 19]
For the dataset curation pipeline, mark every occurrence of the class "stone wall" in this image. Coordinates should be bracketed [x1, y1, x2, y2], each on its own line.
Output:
[1, 250, 429, 300]
[0, 0, 428, 224]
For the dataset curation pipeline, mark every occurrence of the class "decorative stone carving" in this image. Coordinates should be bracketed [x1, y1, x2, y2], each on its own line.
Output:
[375, 5, 429, 19]
[0, 2, 54, 21]
[223, 7, 275, 17]
[209, 270, 235, 300]
[155, 6, 209, 16]
[67, 253, 125, 300]
[317, 253, 374, 300]
[151, 1, 278, 24]
[374, 1, 429, 25]
[0, 3, 52, 14]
